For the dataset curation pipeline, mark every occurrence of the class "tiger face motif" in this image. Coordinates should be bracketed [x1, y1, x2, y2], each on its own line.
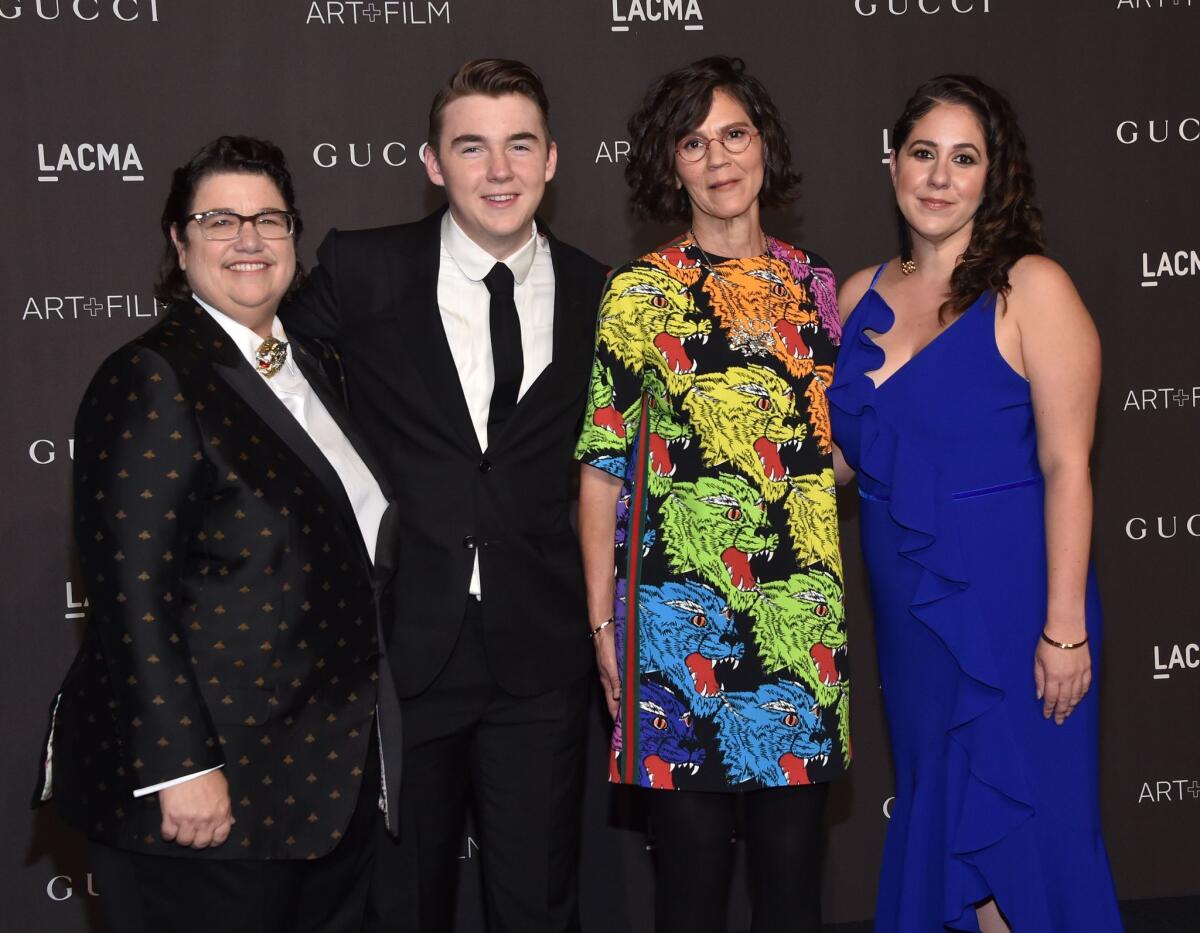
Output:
[682, 363, 808, 501]
[599, 266, 712, 395]
[702, 263, 821, 379]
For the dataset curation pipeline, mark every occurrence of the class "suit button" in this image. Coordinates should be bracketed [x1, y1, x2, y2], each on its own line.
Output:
[478, 459, 492, 474]
[463, 536, 477, 550]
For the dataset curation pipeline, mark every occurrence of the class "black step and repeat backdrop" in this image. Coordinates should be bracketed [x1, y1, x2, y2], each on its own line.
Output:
[2, 1, 1198, 929]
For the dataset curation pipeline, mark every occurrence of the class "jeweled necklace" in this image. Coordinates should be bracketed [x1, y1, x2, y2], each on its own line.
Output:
[688, 229, 783, 356]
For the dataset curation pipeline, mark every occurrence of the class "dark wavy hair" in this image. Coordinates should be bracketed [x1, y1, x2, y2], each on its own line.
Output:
[893, 75, 1045, 320]
[626, 56, 801, 223]
[155, 135, 304, 302]
[428, 58, 551, 150]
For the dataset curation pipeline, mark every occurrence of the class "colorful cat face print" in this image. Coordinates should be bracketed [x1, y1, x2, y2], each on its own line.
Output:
[660, 473, 780, 611]
[577, 234, 849, 791]
[635, 680, 706, 790]
[714, 680, 832, 786]
[599, 265, 711, 394]
[639, 579, 743, 717]
[683, 363, 808, 501]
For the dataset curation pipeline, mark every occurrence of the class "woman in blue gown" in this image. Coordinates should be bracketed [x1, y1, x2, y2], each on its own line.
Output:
[828, 76, 1122, 932]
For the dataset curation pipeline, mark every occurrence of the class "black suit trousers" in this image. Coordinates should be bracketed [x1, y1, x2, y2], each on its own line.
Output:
[89, 723, 383, 933]
[368, 598, 590, 933]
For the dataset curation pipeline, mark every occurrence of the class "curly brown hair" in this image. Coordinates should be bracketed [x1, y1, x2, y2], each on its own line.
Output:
[893, 75, 1045, 320]
[625, 56, 800, 223]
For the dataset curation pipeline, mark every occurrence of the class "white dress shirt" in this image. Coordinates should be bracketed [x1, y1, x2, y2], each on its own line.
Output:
[437, 211, 556, 596]
[133, 296, 389, 797]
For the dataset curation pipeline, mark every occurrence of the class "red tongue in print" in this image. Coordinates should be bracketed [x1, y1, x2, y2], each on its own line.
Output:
[775, 320, 811, 360]
[653, 332, 695, 375]
[810, 643, 841, 686]
[686, 652, 719, 697]
[753, 436, 786, 482]
[608, 749, 621, 783]
[649, 433, 674, 477]
[644, 754, 676, 790]
[593, 405, 626, 439]
[722, 546, 756, 591]
[779, 753, 813, 786]
[660, 246, 699, 269]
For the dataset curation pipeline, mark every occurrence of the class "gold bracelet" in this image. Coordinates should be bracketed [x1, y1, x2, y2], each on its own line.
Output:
[589, 618, 614, 639]
[1041, 631, 1088, 650]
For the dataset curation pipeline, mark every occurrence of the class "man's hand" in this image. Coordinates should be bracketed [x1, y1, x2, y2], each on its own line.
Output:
[159, 770, 234, 849]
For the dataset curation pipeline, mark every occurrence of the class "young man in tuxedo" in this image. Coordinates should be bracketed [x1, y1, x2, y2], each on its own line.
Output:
[281, 59, 608, 932]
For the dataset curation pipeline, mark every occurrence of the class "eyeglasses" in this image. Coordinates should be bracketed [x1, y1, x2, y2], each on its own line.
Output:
[675, 127, 760, 163]
[188, 209, 296, 240]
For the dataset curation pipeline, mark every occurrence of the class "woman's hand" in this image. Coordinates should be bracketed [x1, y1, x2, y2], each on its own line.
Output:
[593, 625, 621, 719]
[159, 770, 235, 848]
[1010, 257, 1100, 729]
[1034, 636, 1092, 726]
[579, 465, 625, 720]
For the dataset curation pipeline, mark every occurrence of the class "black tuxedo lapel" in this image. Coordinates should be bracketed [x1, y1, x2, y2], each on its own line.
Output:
[289, 338, 403, 576]
[291, 339, 393, 502]
[204, 318, 362, 552]
[394, 211, 483, 455]
[288, 333, 404, 834]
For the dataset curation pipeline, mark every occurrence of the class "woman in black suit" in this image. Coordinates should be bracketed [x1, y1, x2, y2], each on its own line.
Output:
[35, 135, 401, 933]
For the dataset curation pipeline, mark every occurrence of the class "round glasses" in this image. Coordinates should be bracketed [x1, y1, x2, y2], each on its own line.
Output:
[188, 209, 296, 241]
[675, 126, 760, 163]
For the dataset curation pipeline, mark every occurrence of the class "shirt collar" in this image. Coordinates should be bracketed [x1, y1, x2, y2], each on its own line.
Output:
[441, 210, 542, 285]
[194, 294, 296, 377]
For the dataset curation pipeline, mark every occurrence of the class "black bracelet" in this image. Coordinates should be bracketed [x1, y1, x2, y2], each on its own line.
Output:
[589, 618, 614, 639]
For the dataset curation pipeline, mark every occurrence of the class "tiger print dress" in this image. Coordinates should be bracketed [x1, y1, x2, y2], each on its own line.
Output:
[575, 233, 850, 792]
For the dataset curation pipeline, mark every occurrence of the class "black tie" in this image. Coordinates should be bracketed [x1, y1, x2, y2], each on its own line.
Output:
[484, 261, 523, 435]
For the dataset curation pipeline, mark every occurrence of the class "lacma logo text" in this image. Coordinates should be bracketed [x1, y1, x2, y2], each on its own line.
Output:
[1141, 250, 1200, 287]
[1152, 643, 1199, 680]
[611, 0, 704, 32]
[36, 143, 144, 183]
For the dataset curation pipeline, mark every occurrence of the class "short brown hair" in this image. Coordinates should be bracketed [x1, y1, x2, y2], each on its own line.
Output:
[626, 56, 800, 223]
[156, 135, 303, 302]
[428, 59, 551, 150]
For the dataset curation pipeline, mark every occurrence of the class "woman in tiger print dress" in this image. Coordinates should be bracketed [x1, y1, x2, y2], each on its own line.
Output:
[576, 56, 847, 933]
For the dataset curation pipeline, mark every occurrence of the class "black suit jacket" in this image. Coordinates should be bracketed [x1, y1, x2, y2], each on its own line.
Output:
[280, 209, 608, 697]
[35, 303, 402, 859]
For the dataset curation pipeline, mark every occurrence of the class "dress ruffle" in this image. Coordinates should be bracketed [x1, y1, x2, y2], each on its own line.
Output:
[827, 294, 1035, 929]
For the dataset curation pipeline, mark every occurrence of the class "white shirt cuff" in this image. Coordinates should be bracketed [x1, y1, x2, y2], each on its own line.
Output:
[132, 765, 223, 798]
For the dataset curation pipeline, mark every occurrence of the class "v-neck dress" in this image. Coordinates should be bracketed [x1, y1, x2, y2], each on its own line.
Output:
[827, 265, 1121, 932]
[575, 234, 850, 792]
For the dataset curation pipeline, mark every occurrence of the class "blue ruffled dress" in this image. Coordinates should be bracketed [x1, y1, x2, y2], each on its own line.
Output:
[827, 266, 1122, 932]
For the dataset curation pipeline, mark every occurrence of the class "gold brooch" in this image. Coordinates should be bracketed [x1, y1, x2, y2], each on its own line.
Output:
[255, 337, 288, 378]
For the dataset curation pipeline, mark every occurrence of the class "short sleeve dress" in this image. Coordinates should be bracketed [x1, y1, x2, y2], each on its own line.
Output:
[575, 233, 850, 792]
